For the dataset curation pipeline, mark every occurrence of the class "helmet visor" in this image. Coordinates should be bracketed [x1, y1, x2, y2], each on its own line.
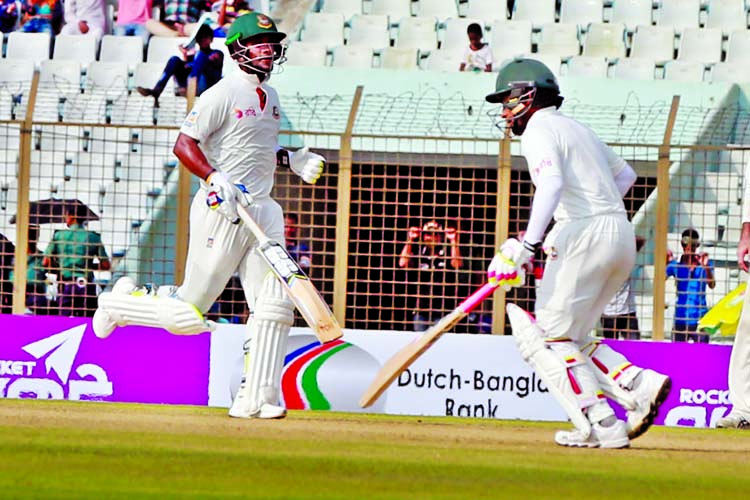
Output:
[232, 39, 287, 74]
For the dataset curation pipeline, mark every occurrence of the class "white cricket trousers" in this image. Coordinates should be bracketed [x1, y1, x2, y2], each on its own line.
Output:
[177, 190, 285, 313]
[728, 278, 750, 415]
[536, 214, 636, 343]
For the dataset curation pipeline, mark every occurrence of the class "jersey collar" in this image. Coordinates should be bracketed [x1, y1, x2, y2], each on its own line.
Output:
[233, 70, 264, 87]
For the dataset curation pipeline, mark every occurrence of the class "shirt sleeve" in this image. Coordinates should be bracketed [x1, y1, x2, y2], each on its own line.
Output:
[603, 143, 629, 177]
[666, 261, 676, 277]
[63, 0, 77, 23]
[179, 86, 228, 143]
[521, 126, 563, 183]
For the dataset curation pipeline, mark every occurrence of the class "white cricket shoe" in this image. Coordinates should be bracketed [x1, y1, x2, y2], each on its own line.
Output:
[228, 384, 287, 419]
[716, 411, 750, 429]
[555, 420, 630, 449]
[626, 369, 672, 439]
[92, 277, 138, 339]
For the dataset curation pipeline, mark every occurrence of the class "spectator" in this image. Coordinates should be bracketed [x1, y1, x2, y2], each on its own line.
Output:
[666, 228, 715, 343]
[0, 231, 14, 314]
[285, 213, 311, 273]
[399, 219, 463, 331]
[600, 236, 646, 340]
[0, 0, 21, 33]
[42, 205, 111, 317]
[459, 23, 493, 73]
[136, 22, 223, 99]
[114, 0, 152, 46]
[9, 225, 55, 315]
[145, 0, 209, 37]
[60, 0, 106, 40]
[20, 0, 55, 33]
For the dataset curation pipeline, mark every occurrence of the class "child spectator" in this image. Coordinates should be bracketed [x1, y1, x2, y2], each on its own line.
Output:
[114, 0, 152, 45]
[459, 23, 493, 73]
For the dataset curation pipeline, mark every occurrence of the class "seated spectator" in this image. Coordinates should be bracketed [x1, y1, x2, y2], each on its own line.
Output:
[0, 0, 20, 33]
[285, 213, 311, 273]
[145, 0, 209, 37]
[42, 205, 111, 317]
[114, 0, 152, 46]
[20, 0, 56, 34]
[9, 225, 56, 315]
[137, 23, 222, 99]
[60, 0, 106, 40]
[459, 23, 493, 73]
[666, 228, 716, 343]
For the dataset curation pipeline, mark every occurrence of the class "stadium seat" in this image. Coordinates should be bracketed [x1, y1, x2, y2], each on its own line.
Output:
[441, 18, 481, 52]
[559, 0, 604, 28]
[380, 47, 419, 69]
[394, 16, 438, 51]
[30, 150, 67, 188]
[284, 42, 329, 67]
[678, 28, 722, 63]
[416, 0, 459, 21]
[537, 22, 580, 57]
[612, 57, 655, 79]
[513, 0, 556, 29]
[320, 0, 363, 20]
[489, 20, 532, 60]
[566, 55, 608, 77]
[711, 62, 750, 83]
[369, 0, 412, 20]
[0, 59, 35, 83]
[301, 12, 346, 49]
[421, 49, 462, 71]
[705, 0, 747, 35]
[6, 32, 51, 66]
[53, 35, 98, 66]
[656, 0, 700, 33]
[348, 14, 391, 49]
[663, 60, 705, 82]
[630, 25, 674, 63]
[100, 35, 145, 68]
[726, 30, 750, 64]
[39, 60, 82, 87]
[465, 0, 508, 24]
[582, 23, 625, 58]
[147, 37, 190, 64]
[610, 0, 653, 32]
[85, 62, 130, 93]
[133, 62, 165, 92]
[331, 45, 374, 68]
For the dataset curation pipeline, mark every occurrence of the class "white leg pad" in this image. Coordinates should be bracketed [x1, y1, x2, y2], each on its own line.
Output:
[229, 274, 294, 419]
[96, 284, 216, 336]
[581, 339, 641, 411]
[507, 304, 613, 437]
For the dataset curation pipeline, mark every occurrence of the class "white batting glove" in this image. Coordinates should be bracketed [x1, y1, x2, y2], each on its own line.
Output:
[289, 147, 325, 184]
[206, 170, 251, 224]
[487, 238, 534, 291]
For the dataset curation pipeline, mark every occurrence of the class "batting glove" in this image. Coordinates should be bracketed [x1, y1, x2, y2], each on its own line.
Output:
[289, 147, 325, 184]
[487, 238, 534, 291]
[206, 170, 250, 224]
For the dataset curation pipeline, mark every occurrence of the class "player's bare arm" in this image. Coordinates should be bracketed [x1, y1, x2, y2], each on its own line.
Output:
[738, 223, 750, 272]
[173, 133, 214, 181]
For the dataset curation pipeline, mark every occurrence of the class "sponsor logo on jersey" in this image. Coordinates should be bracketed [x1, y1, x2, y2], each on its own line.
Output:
[272, 106, 280, 119]
[257, 14, 272, 29]
[183, 110, 198, 128]
[232, 107, 257, 119]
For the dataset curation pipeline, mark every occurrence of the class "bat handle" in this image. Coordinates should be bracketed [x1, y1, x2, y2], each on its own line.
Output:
[459, 283, 498, 313]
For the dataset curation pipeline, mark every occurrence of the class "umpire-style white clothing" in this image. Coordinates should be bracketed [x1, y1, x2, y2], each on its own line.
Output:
[521, 108, 636, 342]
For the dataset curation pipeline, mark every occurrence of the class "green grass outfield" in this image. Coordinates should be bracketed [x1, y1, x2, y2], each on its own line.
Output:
[1, 400, 749, 499]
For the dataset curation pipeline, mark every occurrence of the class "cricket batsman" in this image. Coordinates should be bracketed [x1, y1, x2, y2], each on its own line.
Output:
[92, 12, 326, 419]
[486, 58, 671, 448]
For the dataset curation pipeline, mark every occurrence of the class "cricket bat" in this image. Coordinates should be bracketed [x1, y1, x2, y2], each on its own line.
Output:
[359, 282, 498, 408]
[237, 204, 343, 344]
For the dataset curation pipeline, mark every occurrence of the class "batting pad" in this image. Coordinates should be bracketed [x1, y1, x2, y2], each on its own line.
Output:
[581, 339, 641, 411]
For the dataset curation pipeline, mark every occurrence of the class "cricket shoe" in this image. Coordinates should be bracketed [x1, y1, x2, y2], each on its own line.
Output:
[92, 276, 138, 339]
[716, 411, 750, 429]
[554, 420, 630, 449]
[228, 384, 287, 419]
[626, 369, 672, 439]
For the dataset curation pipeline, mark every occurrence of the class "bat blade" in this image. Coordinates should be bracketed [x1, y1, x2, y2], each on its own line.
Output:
[287, 276, 343, 343]
[359, 283, 498, 408]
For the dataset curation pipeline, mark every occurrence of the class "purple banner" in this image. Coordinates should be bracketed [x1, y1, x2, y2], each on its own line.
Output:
[605, 339, 731, 428]
[0, 315, 210, 405]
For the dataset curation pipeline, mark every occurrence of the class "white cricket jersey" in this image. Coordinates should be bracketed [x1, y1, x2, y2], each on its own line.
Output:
[179, 71, 281, 199]
[462, 44, 493, 71]
[743, 159, 750, 223]
[521, 107, 629, 221]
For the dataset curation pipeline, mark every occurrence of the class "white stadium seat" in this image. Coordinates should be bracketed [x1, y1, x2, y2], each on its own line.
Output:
[100, 35, 145, 67]
[489, 20, 532, 61]
[582, 22, 625, 58]
[513, 0, 556, 29]
[678, 27, 722, 63]
[630, 25, 674, 63]
[566, 55, 608, 77]
[53, 35, 98, 65]
[133, 62, 165, 91]
[663, 60, 705, 82]
[86, 62, 130, 93]
[421, 49, 462, 71]
[6, 32, 51, 66]
[0, 59, 36, 83]
[705, 0, 748, 35]
[380, 47, 418, 69]
[537, 22, 580, 58]
[331, 45, 374, 68]
[560, 0, 604, 28]
[370, 0, 412, 20]
[284, 42, 329, 67]
[726, 30, 750, 64]
[711, 62, 750, 84]
[301, 12, 346, 49]
[465, 0, 508, 24]
[610, 0, 653, 32]
[394, 16, 439, 51]
[416, 0, 459, 21]
[321, 0, 363, 19]
[612, 58, 655, 80]
[147, 37, 189, 64]
[348, 14, 391, 49]
[39, 60, 82, 87]
[656, 0, 700, 33]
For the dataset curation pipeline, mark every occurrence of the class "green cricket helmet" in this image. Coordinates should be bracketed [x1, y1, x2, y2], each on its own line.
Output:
[226, 12, 287, 74]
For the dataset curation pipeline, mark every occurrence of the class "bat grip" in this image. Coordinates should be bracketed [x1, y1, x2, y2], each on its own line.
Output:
[458, 283, 498, 313]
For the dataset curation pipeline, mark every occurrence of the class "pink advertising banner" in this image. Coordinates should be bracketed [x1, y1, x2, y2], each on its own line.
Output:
[0, 315, 210, 405]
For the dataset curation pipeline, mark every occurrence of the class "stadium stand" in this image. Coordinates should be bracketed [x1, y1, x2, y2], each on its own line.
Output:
[610, 0, 653, 32]
[630, 25, 675, 63]
[380, 46, 419, 68]
[677, 27, 722, 64]
[369, 0, 412, 20]
[53, 35, 99, 66]
[656, 0, 700, 33]
[488, 20, 532, 61]
[7, 32, 51, 67]
[320, 0, 363, 20]
[513, 0, 556, 29]
[465, 0, 508, 24]
[663, 60, 706, 82]
[566, 55, 608, 77]
[559, 0, 604, 28]
[285, 42, 329, 66]
[416, 0, 459, 21]
[582, 22, 626, 58]
[394, 16, 439, 51]
[331, 45, 374, 68]
[348, 14, 391, 49]
[99, 35, 146, 68]
[301, 12, 346, 49]
[611, 57, 655, 80]
[537, 22, 581, 58]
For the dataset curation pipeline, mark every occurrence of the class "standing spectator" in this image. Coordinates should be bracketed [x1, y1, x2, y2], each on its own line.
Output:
[459, 23, 493, 73]
[9, 225, 55, 315]
[0, 0, 21, 33]
[136, 23, 223, 99]
[114, 0, 152, 46]
[60, 0, 106, 40]
[0, 232, 14, 314]
[666, 228, 715, 343]
[42, 205, 110, 317]
[145, 0, 208, 37]
[399, 219, 463, 331]
[284, 212, 311, 273]
[20, 0, 55, 33]
[600, 236, 645, 340]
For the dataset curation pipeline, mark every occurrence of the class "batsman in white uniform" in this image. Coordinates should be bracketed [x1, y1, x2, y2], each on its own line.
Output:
[717, 163, 750, 429]
[92, 12, 326, 420]
[485, 58, 672, 448]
